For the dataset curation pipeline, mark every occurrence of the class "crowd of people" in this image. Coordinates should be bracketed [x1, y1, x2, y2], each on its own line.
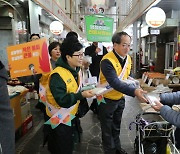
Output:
[0, 30, 179, 154]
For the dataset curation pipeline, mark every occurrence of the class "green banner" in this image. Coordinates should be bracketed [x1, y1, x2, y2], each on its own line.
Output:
[85, 15, 114, 42]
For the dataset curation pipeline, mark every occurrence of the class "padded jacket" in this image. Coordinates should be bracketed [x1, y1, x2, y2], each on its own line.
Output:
[160, 91, 180, 128]
[0, 61, 15, 154]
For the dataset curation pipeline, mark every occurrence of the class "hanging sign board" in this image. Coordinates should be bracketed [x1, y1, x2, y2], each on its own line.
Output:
[7, 39, 51, 78]
[85, 15, 114, 42]
[145, 7, 166, 28]
[50, 21, 63, 35]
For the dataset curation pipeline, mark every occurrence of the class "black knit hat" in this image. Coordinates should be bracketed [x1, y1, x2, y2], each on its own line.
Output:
[48, 42, 61, 56]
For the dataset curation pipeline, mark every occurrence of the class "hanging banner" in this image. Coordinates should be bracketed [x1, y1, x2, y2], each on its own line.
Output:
[7, 38, 51, 78]
[85, 15, 114, 42]
[88, 5, 105, 14]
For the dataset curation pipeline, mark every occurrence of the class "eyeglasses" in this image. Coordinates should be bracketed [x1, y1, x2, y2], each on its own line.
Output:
[121, 43, 131, 48]
[72, 53, 84, 58]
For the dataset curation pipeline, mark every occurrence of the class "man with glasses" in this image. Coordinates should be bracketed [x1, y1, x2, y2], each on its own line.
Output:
[98, 32, 147, 154]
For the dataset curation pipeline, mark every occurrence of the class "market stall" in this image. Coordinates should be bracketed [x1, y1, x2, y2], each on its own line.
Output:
[8, 85, 33, 138]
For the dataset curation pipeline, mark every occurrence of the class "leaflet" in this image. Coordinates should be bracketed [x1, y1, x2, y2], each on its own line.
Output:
[144, 94, 159, 106]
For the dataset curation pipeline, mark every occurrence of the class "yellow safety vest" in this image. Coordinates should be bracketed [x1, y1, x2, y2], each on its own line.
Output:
[99, 51, 132, 100]
[46, 66, 80, 117]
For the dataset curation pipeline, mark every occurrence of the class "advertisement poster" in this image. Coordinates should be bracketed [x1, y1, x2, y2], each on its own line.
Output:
[85, 15, 114, 42]
[7, 38, 51, 78]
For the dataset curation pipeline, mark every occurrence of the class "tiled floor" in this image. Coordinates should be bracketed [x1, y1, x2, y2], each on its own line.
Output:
[15, 96, 144, 154]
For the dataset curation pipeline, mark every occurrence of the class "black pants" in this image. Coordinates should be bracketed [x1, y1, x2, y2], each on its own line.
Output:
[46, 118, 81, 154]
[98, 97, 125, 154]
[47, 123, 73, 154]
[90, 99, 99, 114]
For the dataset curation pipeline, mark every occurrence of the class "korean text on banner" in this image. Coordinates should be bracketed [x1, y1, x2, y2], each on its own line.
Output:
[7, 38, 51, 78]
[85, 15, 114, 42]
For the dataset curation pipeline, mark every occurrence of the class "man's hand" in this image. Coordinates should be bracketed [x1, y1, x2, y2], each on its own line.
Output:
[151, 101, 164, 111]
[134, 88, 147, 103]
[95, 48, 101, 54]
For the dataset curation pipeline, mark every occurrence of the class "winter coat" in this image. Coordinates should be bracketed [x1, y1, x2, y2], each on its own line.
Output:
[0, 61, 15, 154]
[160, 91, 180, 128]
[85, 44, 108, 77]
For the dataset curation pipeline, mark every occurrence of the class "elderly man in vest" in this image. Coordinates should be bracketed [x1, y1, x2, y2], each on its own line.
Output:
[98, 32, 147, 154]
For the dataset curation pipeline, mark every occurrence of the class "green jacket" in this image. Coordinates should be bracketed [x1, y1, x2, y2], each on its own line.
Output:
[49, 57, 83, 108]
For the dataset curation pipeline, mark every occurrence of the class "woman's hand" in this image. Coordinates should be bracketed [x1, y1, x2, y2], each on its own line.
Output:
[81, 90, 95, 98]
[151, 101, 164, 111]
[95, 48, 101, 54]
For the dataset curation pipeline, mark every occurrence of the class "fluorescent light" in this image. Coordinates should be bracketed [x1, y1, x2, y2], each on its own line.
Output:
[91, 0, 105, 5]
[145, 0, 161, 12]
[152, 0, 161, 7]
[94, 14, 104, 18]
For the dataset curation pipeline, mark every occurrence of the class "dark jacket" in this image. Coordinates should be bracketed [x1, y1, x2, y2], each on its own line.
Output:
[85, 43, 108, 77]
[0, 61, 15, 154]
[49, 57, 84, 108]
[50, 58, 56, 70]
[160, 91, 180, 128]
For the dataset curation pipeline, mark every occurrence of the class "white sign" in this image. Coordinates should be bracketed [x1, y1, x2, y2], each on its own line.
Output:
[145, 7, 166, 28]
[98, 43, 103, 55]
[150, 29, 160, 35]
[50, 21, 63, 35]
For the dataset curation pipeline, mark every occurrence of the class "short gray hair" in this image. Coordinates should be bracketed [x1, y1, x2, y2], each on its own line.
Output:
[112, 31, 131, 44]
